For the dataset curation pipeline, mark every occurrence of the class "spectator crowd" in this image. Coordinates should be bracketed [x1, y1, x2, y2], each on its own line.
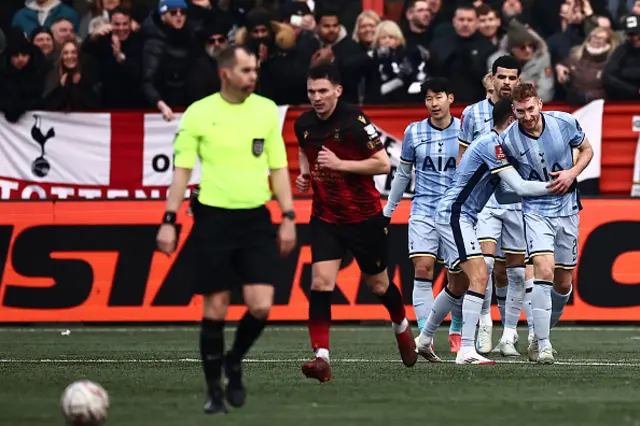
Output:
[0, 0, 639, 123]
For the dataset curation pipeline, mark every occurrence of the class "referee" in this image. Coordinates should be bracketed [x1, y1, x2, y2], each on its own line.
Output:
[156, 45, 297, 415]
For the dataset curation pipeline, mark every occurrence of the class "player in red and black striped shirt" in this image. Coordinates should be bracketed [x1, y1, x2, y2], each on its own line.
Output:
[294, 63, 417, 382]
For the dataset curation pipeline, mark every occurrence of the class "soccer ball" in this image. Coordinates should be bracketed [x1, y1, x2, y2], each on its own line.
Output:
[60, 380, 109, 425]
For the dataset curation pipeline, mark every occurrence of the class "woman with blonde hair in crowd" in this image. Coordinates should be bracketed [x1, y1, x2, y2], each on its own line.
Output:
[364, 19, 428, 104]
[352, 10, 381, 52]
[555, 26, 619, 105]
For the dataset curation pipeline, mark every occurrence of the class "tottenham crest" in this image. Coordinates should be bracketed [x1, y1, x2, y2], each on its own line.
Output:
[30, 114, 56, 177]
[252, 138, 265, 157]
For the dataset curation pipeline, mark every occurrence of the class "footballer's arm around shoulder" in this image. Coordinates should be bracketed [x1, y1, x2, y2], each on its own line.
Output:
[497, 167, 551, 197]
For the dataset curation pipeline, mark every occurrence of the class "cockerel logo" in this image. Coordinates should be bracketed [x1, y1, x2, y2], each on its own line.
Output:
[30, 114, 56, 177]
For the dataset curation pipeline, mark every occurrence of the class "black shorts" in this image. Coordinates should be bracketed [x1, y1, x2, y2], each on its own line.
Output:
[190, 203, 280, 295]
[310, 214, 388, 275]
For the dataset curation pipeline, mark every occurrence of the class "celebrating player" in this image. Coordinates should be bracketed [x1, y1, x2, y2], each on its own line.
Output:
[500, 83, 593, 364]
[416, 97, 555, 364]
[383, 77, 463, 355]
[458, 55, 534, 355]
[294, 62, 418, 382]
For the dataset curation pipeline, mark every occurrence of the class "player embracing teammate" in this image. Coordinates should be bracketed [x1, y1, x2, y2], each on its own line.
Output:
[458, 55, 536, 356]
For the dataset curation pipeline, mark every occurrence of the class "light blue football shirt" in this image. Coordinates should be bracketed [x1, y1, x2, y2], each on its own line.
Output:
[400, 117, 460, 216]
[499, 111, 585, 217]
[437, 130, 512, 224]
[460, 98, 522, 211]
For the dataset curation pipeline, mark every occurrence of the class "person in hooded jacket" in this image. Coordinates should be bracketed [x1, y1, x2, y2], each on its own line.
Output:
[30, 26, 56, 64]
[141, 0, 197, 121]
[234, 8, 306, 105]
[185, 21, 228, 105]
[487, 19, 555, 102]
[0, 29, 48, 122]
[12, 0, 80, 35]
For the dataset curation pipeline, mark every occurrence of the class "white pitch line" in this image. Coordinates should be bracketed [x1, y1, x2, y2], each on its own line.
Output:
[0, 358, 638, 367]
[1, 327, 639, 333]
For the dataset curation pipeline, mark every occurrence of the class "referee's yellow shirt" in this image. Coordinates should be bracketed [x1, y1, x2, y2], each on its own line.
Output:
[173, 93, 288, 210]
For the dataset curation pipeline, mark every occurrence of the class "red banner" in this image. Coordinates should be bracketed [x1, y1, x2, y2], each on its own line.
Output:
[1, 199, 639, 322]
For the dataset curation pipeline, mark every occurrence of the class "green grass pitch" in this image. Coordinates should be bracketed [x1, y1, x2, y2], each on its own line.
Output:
[2, 325, 640, 426]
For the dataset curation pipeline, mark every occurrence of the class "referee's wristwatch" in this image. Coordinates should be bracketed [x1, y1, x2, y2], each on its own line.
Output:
[282, 210, 296, 222]
[162, 211, 177, 225]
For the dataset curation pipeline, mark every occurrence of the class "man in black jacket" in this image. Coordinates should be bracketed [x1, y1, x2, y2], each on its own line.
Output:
[297, 8, 369, 104]
[186, 22, 228, 105]
[604, 15, 640, 100]
[141, 0, 197, 121]
[429, 3, 496, 103]
[83, 7, 144, 109]
[0, 29, 48, 123]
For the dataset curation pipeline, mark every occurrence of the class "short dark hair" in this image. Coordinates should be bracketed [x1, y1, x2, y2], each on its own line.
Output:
[408, 0, 428, 9]
[217, 45, 255, 69]
[109, 6, 131, 19]
[455, 2, 478, 15]
[315, 7, 340, 23]
[492, 96, 514, 127]
[420, 77, 453, 97]
[307, 62, 341, 85]
[476, 4, 498, 17]
[491, 55, 522, 76]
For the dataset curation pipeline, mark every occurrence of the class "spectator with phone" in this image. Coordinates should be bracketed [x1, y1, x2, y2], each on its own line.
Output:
[280, 0, 316, 35]
[79, 0, 140, 40]
[82, 6, 143, 108]
[234, 9, 306, 105]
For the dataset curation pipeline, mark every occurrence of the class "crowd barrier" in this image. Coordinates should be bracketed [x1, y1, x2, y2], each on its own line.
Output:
[1, 199, 639, 323]
[0, 104, 638, 200]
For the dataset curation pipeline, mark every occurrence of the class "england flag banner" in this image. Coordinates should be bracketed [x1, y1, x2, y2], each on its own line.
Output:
[0, 106, 289, 200]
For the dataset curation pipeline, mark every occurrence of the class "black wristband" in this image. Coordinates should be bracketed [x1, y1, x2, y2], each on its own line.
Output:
[162, 211, 177, 224]
[282, 210, 296, 221]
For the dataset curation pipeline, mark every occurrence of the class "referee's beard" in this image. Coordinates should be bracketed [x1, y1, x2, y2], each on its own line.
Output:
[222, 82, 255, 103]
